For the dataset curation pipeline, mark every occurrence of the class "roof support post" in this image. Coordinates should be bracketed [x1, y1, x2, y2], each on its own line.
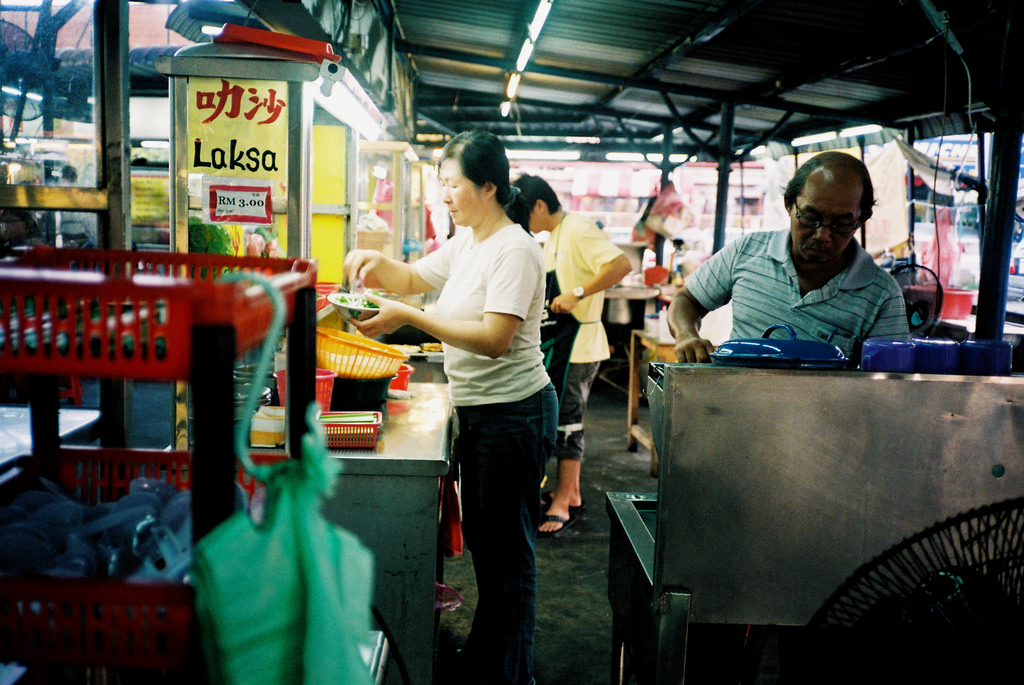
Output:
[712, 99, 735, 253]
[975, 2, 1023, 341]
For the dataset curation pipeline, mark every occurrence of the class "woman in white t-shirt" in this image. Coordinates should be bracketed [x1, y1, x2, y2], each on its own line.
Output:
[344, 130, 556, 685]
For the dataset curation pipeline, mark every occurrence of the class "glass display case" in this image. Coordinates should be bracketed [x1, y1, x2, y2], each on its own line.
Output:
[356, 140, 424, 262]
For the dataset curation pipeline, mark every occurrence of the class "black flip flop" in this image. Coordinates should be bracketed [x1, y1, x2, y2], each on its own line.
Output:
[537, 511, 578, 538]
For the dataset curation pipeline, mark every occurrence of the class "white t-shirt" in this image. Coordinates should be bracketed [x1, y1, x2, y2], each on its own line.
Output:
[415, 224, 551, 406]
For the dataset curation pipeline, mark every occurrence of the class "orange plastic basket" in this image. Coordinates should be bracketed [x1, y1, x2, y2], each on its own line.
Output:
[316, 327, 409, 379]
[0, 247, 316, 380]
[319, 411, 383, 449]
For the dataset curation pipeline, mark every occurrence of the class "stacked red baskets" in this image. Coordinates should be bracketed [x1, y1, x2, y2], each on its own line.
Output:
[0, 247, 315, 676]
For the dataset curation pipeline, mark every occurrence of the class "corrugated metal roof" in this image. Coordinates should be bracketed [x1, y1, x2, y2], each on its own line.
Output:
[240, 0, 1017, 160]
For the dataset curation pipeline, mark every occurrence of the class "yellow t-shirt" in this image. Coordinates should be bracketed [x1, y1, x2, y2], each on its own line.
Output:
[544, 213, 627, 363]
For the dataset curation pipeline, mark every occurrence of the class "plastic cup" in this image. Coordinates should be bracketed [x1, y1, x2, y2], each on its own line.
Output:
[912, 338, 961, 374]
[959, 339, 1012, 376]
[860, 339, 915, 372]
[389, 364, 415, 391]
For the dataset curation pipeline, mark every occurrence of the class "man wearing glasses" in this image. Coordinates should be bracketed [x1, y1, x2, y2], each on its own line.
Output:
[668, 150, 909, 364]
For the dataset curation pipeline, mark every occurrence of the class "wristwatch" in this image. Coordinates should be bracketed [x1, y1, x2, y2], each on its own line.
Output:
[572, 285, 585, 298]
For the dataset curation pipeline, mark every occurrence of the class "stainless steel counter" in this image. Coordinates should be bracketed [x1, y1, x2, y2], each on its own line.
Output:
[328, 381, 451, 477]
[320, 381, 452, 685]
[611, 363, 1024, 683]
[651, 364, 1024, 626]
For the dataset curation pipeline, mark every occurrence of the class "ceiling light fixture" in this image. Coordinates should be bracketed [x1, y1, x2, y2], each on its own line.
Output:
[516, 40, 535, 72]
[646, 153, 691, 164]
[792, 131, 838, 147]
[506, 72, 522, 100]
[606, 152, 645, 162]
[839, 124, 883, 138]
[314, 68, 385, 141]
[500, 0, 554, 116]
[528, 0, 553, 40]
[507, 149, 581, 161]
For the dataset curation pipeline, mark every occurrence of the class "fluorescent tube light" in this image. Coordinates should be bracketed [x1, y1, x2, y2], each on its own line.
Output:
[516, 40, 535, 72]
[528, 0, 553, 41]
[839, 124, 883, 138]
[314, 71, 384, 141]
[606, 152, 645, 162]
[506, 72, 522, 100]
[506, 149, 581, 161]
[2, 85, 42, 102]
[646, 153, 691, 164]
[500, 100, 512, 117]
[792, 131, 837, 147]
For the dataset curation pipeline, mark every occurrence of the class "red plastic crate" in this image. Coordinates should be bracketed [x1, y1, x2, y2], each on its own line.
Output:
[0, 247, 316, 380]
[0, 447, 288, 671]
[34, 446, 286, 504]
[320, 411, 382, 449]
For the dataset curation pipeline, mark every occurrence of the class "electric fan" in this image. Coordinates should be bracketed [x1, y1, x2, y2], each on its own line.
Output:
[1, 19, 45, 128]
[807, 497, 1024, 681]
[812, 497, 1024, 628]
[891, 261, 944, 336]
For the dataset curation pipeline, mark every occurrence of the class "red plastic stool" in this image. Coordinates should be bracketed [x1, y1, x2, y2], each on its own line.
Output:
[58, 376, 83, 405]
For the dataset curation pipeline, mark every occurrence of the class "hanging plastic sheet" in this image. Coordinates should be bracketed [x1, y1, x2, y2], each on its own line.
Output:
[920, 206, 961, 287]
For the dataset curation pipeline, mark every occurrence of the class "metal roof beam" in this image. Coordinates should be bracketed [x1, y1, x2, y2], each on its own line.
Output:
[397, 39, 891, 127]
[638, 0, 768, 77]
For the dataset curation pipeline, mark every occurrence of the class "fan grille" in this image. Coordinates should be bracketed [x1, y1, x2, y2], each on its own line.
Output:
[891, 263, 944, 335]
[812, 497, 1024, 628]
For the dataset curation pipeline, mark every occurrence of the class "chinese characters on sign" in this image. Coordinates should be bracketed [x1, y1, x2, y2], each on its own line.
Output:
[196, 78, 287, 125]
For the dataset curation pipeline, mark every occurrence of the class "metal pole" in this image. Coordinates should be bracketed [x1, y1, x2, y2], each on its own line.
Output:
[96, 0, 131, 447]
[656, 123, 673, 266]
[712, 100, 734, 253]
[975, 2, 1023, 341]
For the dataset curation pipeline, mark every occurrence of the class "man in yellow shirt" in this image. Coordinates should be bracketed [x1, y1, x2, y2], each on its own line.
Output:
[514, 174, 633, 536]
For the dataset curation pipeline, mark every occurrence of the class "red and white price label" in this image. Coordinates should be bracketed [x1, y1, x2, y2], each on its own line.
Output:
[207, 183, 273, 224]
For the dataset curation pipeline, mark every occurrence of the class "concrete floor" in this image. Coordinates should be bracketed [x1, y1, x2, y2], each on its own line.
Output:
[433, 360, 658, 685]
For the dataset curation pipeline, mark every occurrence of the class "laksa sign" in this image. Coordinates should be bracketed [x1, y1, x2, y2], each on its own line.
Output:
[187, 76, 289, 224]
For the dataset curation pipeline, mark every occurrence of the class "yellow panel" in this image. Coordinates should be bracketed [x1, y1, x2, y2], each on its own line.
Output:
[312, 124, 349, 285]
[311, 214, 347, 283]
[312, 125, 347, 204]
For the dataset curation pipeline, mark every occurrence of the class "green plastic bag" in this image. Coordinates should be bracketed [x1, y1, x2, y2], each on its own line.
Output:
[191, 405, 375, 685]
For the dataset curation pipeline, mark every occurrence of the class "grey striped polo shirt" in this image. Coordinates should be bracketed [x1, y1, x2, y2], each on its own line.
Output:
[687, 229, 910, 357]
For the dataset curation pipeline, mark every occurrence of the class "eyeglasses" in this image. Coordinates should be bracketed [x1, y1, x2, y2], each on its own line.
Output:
[793, 203, 861, 237]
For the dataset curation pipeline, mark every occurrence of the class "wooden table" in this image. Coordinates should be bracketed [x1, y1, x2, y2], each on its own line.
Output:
[626, 329, 676, 476]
